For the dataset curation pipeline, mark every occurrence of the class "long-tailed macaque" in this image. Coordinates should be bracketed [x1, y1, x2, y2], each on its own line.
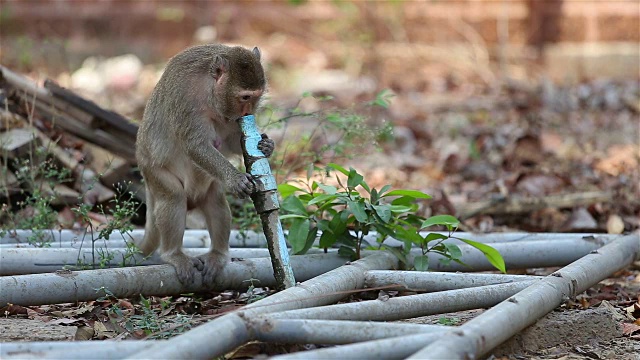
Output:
[135, 44, 273, 285]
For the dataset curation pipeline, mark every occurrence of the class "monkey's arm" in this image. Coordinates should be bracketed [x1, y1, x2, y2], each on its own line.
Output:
[182, 123, 255, 198]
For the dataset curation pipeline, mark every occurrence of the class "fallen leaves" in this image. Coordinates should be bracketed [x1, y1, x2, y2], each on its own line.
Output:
[595, 145, 640, 177]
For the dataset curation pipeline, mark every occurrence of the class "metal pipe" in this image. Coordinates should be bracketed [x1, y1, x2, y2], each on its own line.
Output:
[239, 114, 295, 289]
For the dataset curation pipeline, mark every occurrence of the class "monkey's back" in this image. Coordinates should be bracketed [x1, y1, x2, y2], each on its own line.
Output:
[136, 45, 226, 166]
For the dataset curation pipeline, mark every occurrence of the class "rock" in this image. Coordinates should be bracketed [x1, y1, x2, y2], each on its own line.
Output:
[492, 305, 624, 356]
[0, 318, 76, 342]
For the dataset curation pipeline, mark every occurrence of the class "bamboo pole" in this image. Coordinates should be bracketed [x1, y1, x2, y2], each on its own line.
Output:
[0, 253, 349, 306]
[249, 319, 446, 344]
[0, 341, 160, 360]
[0, 238, 608, 275]
[2, 229, 617, 246]
[408, 234, 640, 359]
[0, 248, 331, 275]
[364, 271, 540, 291]
[271, 333, 442, 360]
[267, 281, 536, 322]
[125, 252, 399, 359]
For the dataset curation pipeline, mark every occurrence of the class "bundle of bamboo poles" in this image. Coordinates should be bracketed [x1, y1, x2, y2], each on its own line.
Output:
[0, 65, 142, 207]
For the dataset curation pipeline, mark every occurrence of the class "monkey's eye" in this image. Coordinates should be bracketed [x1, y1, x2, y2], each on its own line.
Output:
[241, 95, 251, 102]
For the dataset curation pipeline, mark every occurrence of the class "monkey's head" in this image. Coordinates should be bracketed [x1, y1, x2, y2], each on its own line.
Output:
[211, 46, 266, 121]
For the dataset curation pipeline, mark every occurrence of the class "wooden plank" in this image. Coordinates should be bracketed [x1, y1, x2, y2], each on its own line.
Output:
[0, 168, 19, 194]
[0, 65, 97, 127]
[44, 79, 138, 137]
[35, 180, 80, 206]
[0, 128, 39, 158]
[82, 142, 130, 188]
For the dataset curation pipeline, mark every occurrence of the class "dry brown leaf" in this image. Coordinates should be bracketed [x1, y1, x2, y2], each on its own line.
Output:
[514, 173, 566, 196]
[594, 145, 640, 176]
[622, 322, 640, 336]
[74, 325, 94, 340]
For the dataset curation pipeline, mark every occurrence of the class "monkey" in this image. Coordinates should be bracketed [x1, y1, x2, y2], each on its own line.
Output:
[135, 44, 273, 286]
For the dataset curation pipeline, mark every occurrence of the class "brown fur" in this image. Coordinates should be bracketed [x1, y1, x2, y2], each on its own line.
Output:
[135, 44, 272, 285]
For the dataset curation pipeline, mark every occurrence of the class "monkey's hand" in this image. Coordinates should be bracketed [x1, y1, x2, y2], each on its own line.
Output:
[227, 172, 256, 198]
[258, 133, 275, 158]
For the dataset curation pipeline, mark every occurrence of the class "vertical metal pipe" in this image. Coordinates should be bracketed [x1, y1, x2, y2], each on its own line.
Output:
[238, 114, 295, 289]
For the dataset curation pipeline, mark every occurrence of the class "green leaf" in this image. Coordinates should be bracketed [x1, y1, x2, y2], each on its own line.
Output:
[347, 168, 364, 189]
[316, 219, 331, 232]
[379, 184, 392, 196]
[389, 204, 414, 213]
[424, 232, 448, 243]
[380, 244, 407, 264]
[297, 227, 318, 255]
[329, 214, 348, 235]
[281, 195, 308, 215]
[319, 231, 336, 248]
[444, 243, 462, 260]
[370, 188, 379, 203]
[308, 193, 339, 206]
[374, 224, 396, 240]
[422, 215, 460, 229]
[414, 255, 429, 271]
[458, 238, 507, 273]
[394, 226, 424, 245]
[383, 189, 432, 199]
[278, 183, 302, 198]
[391, 196, 415, 206]
[279, 214, 308, 220]
[372, 204, 392, 223]
[317, 183, 338, 195]
[338, 246, 357, 260]
[327, 163, 349, 176]
[288, 218, 310, 254]
[347, 200, 368, 223]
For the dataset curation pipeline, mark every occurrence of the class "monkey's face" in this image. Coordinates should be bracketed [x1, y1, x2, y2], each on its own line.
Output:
[211, 47, 266, 121]
[221, 88, 264, 121]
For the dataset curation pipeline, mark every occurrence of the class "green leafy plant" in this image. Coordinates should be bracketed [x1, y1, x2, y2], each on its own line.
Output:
[279, 164, 506, 273]
[279, 163, 428, 257]
[395, 214, 506, 273]
[1, 156, 71, 247]
[103, 293, 192, 340]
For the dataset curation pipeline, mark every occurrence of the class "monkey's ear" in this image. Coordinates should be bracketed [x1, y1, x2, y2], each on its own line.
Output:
[212, 55, 229, 81]
[252, 47, 261, 60]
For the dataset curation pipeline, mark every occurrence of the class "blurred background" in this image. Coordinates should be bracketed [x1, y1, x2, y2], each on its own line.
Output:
[1, 0, 638, 233]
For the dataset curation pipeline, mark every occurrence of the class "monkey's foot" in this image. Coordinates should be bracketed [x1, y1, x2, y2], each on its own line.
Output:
[198, 250, 229, 286]
[163, 252, 204, 285]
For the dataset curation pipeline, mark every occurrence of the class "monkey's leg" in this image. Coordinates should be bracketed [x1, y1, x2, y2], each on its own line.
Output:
[198, 182, 231, 286]
[136, 187, 160, 255]
[152, 172, 204, 285]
